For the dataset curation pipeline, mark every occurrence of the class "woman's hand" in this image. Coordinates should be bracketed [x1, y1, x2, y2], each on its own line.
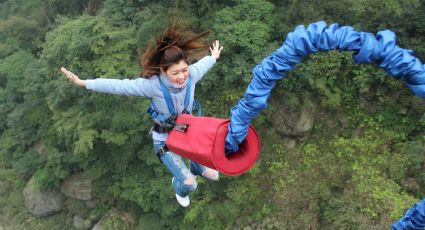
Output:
[210, 40, 223, 60]
[60, 67, 86, 88]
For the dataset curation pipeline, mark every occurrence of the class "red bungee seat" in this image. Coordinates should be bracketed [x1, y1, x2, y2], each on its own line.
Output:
[165, 114, 260, 176]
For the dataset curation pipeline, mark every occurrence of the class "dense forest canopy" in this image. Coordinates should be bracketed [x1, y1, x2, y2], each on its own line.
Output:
[0, 0, 424, 229]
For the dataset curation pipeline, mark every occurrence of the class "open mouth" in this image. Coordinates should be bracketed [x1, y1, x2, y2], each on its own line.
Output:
[176, 79, 186, 85]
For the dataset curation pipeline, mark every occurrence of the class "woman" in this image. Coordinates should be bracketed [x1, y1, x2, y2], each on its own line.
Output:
[60, 23, 223, 207]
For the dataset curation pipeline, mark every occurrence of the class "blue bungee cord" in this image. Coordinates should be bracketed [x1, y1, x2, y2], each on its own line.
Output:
[226, 21, 425, 154]
[225, 21, 425, 229]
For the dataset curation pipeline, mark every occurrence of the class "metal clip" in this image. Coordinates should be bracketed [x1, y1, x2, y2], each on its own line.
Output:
[173, 124, 189, 133]
[165, 114, 178, 126]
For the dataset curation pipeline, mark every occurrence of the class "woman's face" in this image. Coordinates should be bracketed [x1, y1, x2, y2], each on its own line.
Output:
[163, 60, 189, 86]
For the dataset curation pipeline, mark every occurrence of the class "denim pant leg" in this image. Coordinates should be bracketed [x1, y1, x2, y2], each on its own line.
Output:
[189, 161, 207, 176]
[190, 161, 220, 182]
[153, 140, 197, 197]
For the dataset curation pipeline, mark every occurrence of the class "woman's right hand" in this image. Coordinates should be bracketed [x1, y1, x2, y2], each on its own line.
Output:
[60, 67, 86, 88]
[210, 40, 223, 60]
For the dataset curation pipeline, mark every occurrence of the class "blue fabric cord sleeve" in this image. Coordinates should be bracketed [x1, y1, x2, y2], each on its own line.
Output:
[392, 199, 425, 230]
[225, 21, 425, 153]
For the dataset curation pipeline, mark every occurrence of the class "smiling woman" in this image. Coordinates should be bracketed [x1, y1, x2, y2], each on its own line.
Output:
[59, 21, 223, 208]
[163, 60, 189, 86]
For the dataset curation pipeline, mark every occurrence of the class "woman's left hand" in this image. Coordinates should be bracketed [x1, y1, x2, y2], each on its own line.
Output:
[210, 40, 223, 60]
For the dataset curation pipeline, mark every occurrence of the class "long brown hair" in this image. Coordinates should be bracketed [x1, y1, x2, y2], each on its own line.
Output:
[140, 21, 210, 78]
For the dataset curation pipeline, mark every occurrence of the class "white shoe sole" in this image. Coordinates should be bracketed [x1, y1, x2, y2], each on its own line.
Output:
[172, 178, 190, 207]
[175, 193, 190, 207]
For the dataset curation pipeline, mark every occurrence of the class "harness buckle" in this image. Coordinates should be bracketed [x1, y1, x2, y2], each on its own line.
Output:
[165, 114, 178, 126]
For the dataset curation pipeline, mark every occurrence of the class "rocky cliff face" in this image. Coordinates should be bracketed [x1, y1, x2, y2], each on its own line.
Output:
[60, 174, 93, 201]
[23, 176, 63, 218]
[270, 94, 316, 140]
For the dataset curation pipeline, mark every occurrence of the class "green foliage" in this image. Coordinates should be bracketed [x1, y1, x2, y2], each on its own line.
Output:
[136, 213, 163, 230]
[0, 168, 25, 217]
[134, 6, 169, 49]
[12, 149, 46, 180]
[296, 51, 351, 109]
[0, 50, 51, 179]
[42, 15, 139, 76]
[101, 211, 135, 230]
[34, 149, 74, 189]
[0, 0, 38, 19]
[262, 112, 418, 228]
[103, 0, 149, 26]
[215, 0, 275, 56]
[43, 0, 90, 18]
[0, 16, 42, 56]
[173, 0, 230, 19]
[0, 0, 90, 57]
[210, 0, 278, 88]
[0, 51, 41, 103]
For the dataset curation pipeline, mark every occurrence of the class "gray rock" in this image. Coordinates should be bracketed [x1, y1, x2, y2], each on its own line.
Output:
[86, 198, 99, 208]
[351, 127, 365, 138]
[73, 215, 93, 230]
[325, 119, 338, 129]
[84, 219, 93, 229]
[335, 111, 349, 127]
[273, 105, 315, 137]
[399, 107, 408, 115]
[74, 215, 86, 229]
[61, 174, 93, 201]
[23, 176, 63, 218]
[377, 96, 386, 104]
[283, 138, 296, 149]
[33, 140, 48, 156]
[92, 208, 136, 230]
[294, 107, 315, 135]
[92, 221, 102, 230]
[89, 212, 101, 222]
[401, 178, 420, 193]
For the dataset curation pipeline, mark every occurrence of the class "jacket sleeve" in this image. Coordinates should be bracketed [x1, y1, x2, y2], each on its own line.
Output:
[189, 55, 217, 83]
[85, 78, 154, 97]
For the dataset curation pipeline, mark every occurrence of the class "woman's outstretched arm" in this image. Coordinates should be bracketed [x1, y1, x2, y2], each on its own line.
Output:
[60, 67, 155, 97]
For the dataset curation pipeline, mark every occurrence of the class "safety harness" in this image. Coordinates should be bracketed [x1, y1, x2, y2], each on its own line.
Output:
[146, 76, 260, 176]
[147, 76, 202, 161]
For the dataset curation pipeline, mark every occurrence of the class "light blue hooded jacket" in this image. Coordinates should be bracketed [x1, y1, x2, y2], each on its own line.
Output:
[85, 55, 216, 141]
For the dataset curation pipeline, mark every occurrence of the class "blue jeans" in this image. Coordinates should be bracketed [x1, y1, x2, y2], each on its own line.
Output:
[153, 140, 207, 197]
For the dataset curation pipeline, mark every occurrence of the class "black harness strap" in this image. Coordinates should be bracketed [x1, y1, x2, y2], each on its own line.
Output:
[156, 145, 169, 163]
